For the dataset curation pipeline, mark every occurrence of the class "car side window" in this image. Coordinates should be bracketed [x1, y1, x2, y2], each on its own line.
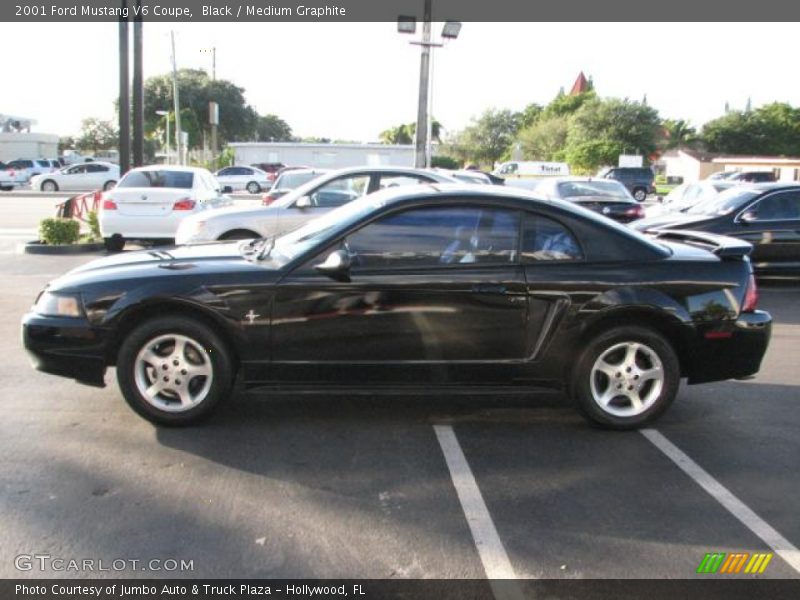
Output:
[521, 213, 583, 262]
[750, 191, 800, 221]
[344, 205, 519, 269]
[378, 174, 431, 190]
[217, 168, 233, 176]
[309, 175, 371, 208]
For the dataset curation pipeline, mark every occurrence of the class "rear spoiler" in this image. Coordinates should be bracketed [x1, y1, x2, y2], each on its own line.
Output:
[649, 229, 753, 258]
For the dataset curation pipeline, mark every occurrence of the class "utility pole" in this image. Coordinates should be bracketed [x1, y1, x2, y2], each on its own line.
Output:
[170, 31, 184, 165]
[413, 0, 432, 168]
[132, 2, 144, 167]
[118, 2, 130, 175]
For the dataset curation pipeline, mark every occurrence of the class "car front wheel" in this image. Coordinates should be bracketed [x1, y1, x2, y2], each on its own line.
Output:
[41, 180, 58, 192]
[116, 316, 234, 426]
[570, 326, 679, 429]
[633, 187, 647, 201]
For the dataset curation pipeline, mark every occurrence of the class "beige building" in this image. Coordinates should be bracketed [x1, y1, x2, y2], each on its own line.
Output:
[712, 156, 800, 182]
[661, 149, 724, 183]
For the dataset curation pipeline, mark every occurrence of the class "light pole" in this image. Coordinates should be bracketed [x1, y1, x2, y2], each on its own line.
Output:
[398, 2, 461, 168]
[156, 110, 169, 164]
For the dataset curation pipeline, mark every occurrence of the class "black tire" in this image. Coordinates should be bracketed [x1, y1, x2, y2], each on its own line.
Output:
[246, 181, 261, 194]
[633, 187, 647, 202]
[220, 229, 260, 241]
[570, 325, 680, 429]
[103, 180, 117, 191]
[103, 235, 125, 253]
[41, 180, 58, 192]
[116, 316, 235, 426]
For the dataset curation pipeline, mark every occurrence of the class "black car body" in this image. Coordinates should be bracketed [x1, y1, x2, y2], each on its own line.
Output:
[601, 167, 656, 201]
[22, 185, 771, 429]
[535, 178, 644, 223]
[633, 183, 800, 276]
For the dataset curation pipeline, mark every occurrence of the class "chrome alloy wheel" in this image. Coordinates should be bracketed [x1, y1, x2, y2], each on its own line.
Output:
[589, 341, 664, 417]
[134, 334, 213, 412]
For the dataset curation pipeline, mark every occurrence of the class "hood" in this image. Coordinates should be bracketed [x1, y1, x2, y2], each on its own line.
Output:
[630, 212, 716, 232]
[50, 242, 277, 291]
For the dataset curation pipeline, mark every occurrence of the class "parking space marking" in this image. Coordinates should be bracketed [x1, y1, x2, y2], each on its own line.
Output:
[434, 425, 525, 599]
[642, 428, 800, 574]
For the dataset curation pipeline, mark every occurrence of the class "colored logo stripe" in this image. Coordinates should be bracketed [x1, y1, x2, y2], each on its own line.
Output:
[697, 552, 773, 574]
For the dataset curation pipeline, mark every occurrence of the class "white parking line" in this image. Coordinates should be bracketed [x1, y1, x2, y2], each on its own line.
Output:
[641, 428, 800, 574]
[434, 425, 525, 600]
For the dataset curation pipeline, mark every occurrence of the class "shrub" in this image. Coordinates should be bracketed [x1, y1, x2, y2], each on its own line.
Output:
[86, 210, 101, 241]
[431, 155, 461, 170]
[39, 218, 80, 245]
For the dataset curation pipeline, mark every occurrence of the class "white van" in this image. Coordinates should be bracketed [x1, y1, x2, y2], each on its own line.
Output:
[493, 161, 570, 179]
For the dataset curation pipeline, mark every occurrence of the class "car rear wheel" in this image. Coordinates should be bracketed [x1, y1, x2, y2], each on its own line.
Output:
[103, 180, 117, 191]
[633, 187, 647, 202]
[570, 326, 679, 429]
[103, 235, 125, 253]
[116, 316, 234, 426]
[41, 180, 58, 192]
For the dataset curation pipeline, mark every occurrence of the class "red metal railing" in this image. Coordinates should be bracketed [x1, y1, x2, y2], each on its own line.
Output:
[55, 189, 103, 221]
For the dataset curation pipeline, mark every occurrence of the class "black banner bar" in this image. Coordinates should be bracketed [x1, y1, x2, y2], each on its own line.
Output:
[3, 579, 800, 600]
[4, 0, 800, 22]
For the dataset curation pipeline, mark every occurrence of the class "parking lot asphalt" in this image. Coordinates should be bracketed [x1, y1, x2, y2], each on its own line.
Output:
[1, 250, 798, 581]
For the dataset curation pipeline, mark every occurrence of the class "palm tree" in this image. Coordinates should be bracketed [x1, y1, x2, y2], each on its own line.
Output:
[662, 119, 697, 149]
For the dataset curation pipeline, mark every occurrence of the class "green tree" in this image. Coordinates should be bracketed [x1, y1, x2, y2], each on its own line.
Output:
[446, 109, 520, 167]
[379, 119, 443, 144]
[661, 119, 697, 150]
[701, 103, 800, 155]
[517, 103, 543, 129]
[542, 89, 596, 119]
[255, 114, 293, 142]
[76, 118, 118, 154]
[517, 116, 569, 161]
[563, 98, 661, 171]
[58, 136, 76, 155]
[143, 69, 259, 149]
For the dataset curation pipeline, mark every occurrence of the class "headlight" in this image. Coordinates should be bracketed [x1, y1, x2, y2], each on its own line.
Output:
[34, 292, 83, 317]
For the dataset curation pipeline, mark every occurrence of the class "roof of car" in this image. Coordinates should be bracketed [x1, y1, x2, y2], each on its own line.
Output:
[132, 165, 209, 173]
[740, 182, 800, 191]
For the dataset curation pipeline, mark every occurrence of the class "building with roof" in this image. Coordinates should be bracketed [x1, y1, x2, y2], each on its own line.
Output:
[712, 156, 800, 182]
[569, 72, 591, 96]
[0, 113, 58, 162]
[660, 149, 725, 183]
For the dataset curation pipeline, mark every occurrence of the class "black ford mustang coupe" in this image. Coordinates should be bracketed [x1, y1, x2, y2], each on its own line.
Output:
[22, 185, 771, 429]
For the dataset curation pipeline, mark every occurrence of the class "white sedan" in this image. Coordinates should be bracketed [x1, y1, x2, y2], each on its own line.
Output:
[214, 165, 272, 194]
[100, 165, 232, 252]
[31, 162, 120, 192]
[176, 167, 458, 244]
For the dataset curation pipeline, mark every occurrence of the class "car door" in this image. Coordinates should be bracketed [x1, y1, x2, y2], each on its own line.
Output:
[732, 190, 800, 270]
[269, 203, 529, 386]
[61, 164, 89, 190]
[85, 163, 109, 189]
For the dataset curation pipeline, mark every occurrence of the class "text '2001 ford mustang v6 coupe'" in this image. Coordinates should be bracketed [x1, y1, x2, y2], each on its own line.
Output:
[22, 184, 771, 429]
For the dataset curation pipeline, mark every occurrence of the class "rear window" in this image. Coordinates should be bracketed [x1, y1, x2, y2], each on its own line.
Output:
[118, 170, 194, 189]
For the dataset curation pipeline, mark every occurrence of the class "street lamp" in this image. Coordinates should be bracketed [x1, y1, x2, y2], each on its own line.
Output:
[398, 1, 461, 168]
[156, 110, 169, 164]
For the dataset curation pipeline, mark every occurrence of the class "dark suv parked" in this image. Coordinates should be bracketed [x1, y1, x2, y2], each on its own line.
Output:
[601, 167, 655, 201]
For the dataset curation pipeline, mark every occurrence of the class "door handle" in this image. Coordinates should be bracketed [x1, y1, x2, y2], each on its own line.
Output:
[472, 284, 507, 294]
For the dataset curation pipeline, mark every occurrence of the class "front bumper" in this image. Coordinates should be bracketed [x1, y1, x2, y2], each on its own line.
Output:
[688, 310, 772, 384]
[21, 312, 109, 387]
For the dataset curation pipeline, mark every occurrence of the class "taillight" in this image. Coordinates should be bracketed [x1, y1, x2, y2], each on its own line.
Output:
[173, 198, 196, 211]
[262, 194, 276, 206]
[742, 274, 758, 312]
[102, 199, 117, 210]
[624, 204, 644, 218]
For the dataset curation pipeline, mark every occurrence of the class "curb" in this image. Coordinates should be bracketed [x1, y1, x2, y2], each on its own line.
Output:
[23, 241, 106, 255]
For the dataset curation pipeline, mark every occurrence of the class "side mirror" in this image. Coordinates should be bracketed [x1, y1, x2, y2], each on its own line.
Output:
[295, 195, 312, 209]
[739, 210, 757, 223]
[314, 249, 351, 282]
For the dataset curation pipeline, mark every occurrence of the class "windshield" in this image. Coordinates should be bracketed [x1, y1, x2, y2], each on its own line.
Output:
[557, 180, 631, 200]
[274, 171, 323, 190]
[268, 195, 385, 261]
[686, 187, 759, 215]
[118, 170, 194, 189]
